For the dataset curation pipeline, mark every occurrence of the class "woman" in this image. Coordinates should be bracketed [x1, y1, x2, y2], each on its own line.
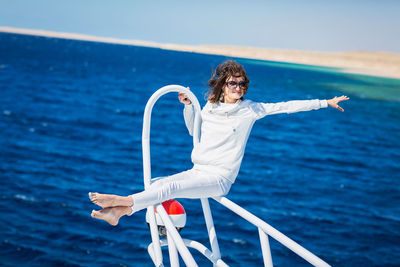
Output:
[89, 60, 349, 226]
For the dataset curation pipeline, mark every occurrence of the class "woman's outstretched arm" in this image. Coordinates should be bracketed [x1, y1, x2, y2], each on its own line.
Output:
[251, 95, 349, 119]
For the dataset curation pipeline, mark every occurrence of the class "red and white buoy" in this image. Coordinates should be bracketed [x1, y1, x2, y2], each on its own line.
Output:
[146, 199, 186, 236]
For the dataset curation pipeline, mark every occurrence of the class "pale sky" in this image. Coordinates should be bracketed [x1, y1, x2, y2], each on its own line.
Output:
[1, 0, 400, 53]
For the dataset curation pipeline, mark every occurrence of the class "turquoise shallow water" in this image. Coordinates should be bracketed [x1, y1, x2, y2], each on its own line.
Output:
[241, 58, 400, 102]
[1, 32, 399, 266]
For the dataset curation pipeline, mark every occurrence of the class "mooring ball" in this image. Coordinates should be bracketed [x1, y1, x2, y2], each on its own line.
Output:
[146, 199, 186, 228]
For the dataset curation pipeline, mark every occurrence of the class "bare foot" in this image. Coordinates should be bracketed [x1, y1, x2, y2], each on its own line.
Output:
[91, 206, 132, 226]
[89, 192, 133, 208]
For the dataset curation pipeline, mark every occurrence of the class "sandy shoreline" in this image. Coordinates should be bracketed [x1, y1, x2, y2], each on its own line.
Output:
[1, 26, 400, 79]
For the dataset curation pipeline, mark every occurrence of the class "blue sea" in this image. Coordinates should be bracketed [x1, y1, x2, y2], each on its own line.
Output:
[1, 32, 399, 267]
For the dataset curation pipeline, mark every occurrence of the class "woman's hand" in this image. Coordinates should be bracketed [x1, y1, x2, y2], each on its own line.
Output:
[178, 87, 192, 105]
[327, 95, 350, 112]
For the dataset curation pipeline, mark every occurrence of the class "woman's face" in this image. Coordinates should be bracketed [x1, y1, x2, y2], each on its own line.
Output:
[223, 75, 246, 103]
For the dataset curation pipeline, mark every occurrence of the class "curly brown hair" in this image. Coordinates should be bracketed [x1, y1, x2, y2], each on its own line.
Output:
[206, 60, 250, 103]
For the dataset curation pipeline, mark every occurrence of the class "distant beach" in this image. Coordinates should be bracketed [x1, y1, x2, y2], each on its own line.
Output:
[1, 26, 400, 79]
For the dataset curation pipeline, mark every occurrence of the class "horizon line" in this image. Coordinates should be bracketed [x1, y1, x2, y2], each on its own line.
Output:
[1, 26, 400, 80]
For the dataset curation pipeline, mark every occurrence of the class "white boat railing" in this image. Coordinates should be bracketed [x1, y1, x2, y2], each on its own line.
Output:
[213, 196, 330, 267]
[142, 85, 330, 267]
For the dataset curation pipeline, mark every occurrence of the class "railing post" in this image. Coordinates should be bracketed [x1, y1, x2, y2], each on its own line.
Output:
[147, 206, 163, 266]
[167, 232, 180, 267]
[156, 204, 198, 267]
[201, 198, 222, 265]
[258, 228, 273, 267]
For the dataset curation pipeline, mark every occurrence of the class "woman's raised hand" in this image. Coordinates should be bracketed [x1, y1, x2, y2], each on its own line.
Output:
[327, 95, 350, 112]
[178, 87, 192, 105]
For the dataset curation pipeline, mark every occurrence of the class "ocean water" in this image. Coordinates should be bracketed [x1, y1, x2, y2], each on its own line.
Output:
[1, 32, 399, 267]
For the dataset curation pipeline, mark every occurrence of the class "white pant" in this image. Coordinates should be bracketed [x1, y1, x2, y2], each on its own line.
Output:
[130, 168, 232, 213]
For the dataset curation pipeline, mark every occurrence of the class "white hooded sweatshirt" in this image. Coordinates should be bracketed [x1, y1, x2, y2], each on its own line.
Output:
[184, 99, 328, 183]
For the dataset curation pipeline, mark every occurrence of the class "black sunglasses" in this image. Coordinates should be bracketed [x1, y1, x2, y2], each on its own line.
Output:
[226, 81, 248, 89]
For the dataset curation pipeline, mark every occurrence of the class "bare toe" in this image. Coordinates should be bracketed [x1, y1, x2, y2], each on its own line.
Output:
[88, 192, 96, 201]
[90, 193, 131, 208]
[89, 192, 102, 206]
[91, 209, 98, 218]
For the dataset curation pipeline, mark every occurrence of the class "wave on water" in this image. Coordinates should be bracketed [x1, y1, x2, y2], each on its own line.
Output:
[14, 194, 37, 202]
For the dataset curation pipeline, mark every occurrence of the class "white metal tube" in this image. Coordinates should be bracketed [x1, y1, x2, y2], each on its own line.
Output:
[258, 228, 273, 267]
[213, 196, 330, 267]
[184, 239, 214, 263]
[147, 206, 163, 265]
[159, 239, 228, 267]
[142, 85, 202, 187]
[156, 204, 198, 267]
[182, 239, 229, 267]
[148, 243, 165, 267]
[167, 233, 180, 267]
[142, 86, 201, 182]
[142, 85, 202, 266]
[147, 243, 156, 265]
[200, 198, 222, 263]
[142, 137, 152, 189]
